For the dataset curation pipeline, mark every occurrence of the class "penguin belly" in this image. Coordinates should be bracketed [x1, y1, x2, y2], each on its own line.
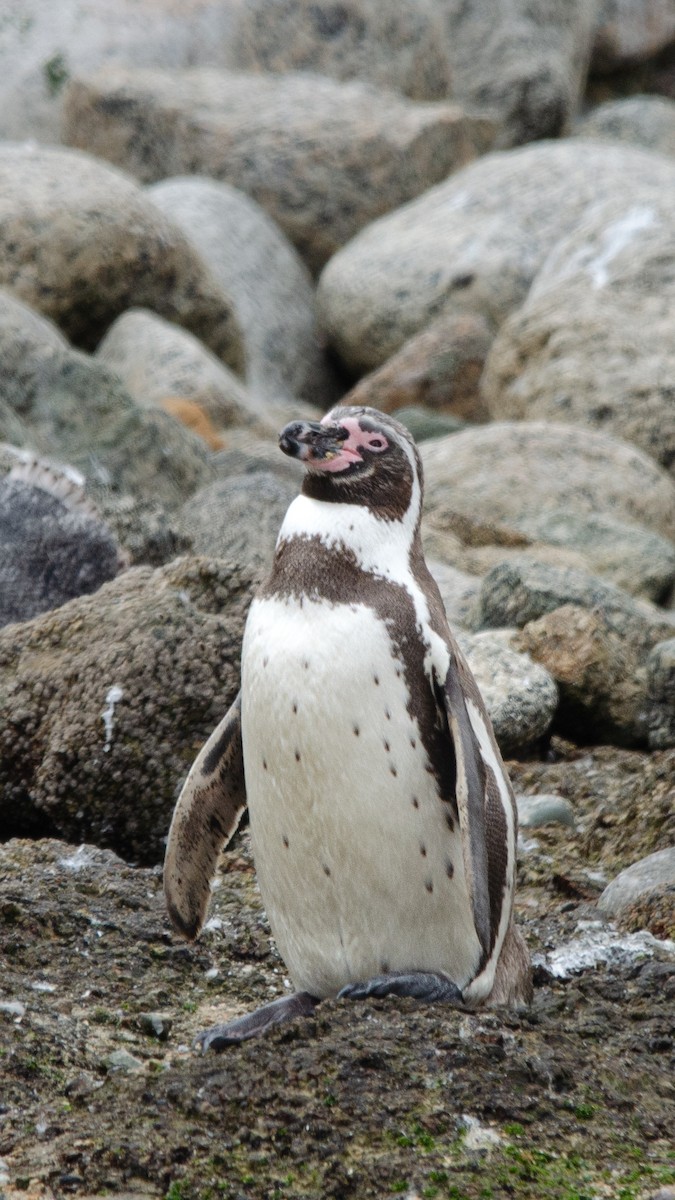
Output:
[241, 595, 483, 999]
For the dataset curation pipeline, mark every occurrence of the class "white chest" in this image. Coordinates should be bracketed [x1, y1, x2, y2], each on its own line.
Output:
[240, 594, 481, 998]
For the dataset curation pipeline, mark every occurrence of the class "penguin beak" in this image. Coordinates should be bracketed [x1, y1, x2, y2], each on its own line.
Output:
[279, 420, 349, 464]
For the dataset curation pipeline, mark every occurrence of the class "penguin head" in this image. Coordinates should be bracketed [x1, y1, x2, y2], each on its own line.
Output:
[279, 406, 422, 521]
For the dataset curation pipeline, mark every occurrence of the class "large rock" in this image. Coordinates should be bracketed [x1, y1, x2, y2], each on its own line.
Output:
[575, 95, 675, 158]
[598, 849, 675, 917]
[62, 66, 492, 273]
[0, 0, 237, 144]
[96, 308, 257, 431]
[443, 0, 597, 147]
[646, 639, 675, 749]
[515, 602, 671, 747]
[176, 473, 296, 574]
[147, 177, 333, 406]
[591, 0, 675, 72]
[0, 557, 254, 863]
[420, 422, 675, 542]
[229, 0, 452, 101]
[0, 471, 120, 627]
[0, 143, 243, 369]
[482, 192, 675, 472]
[458, 629, 558, 754]
[344, 312, 492, 423]
[0, 294, 212, 510]
[317, 140, 675, 374]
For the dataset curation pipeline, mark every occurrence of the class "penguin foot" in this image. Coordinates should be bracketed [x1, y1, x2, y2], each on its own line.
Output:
[338, 971, 464, 1005]
[194, 991, 320, 1052]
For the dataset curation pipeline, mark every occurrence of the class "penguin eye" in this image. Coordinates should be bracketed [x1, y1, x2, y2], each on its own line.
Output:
[368, 437, 387, 451]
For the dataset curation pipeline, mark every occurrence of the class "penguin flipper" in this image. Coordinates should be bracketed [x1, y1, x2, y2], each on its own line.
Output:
[164, 692, 247, 941]
[441, 660, 492, 959]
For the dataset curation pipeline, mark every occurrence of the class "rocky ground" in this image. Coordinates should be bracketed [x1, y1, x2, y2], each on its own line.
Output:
[2, 741, 674, 1200]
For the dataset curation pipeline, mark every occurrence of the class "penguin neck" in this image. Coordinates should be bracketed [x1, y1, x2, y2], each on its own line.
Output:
[276, 488, 422, 584]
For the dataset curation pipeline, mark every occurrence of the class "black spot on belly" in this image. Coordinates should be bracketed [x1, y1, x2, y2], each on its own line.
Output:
[263, 758, 267, 770]
[385, 707, 391, 720]
[420, 843, 427, 857]
[323, 864, 331, 877]
[295, 749, 301, 762]
[353, 724, 360, 736]
[425, 880, 434, 894]
[292, 702, 298, 714]
[445, 858, 454, 879]
[410, 736, 417, 749]
[383, 739, 390, 752]
[263, 656, 268, 668]
[390, 764, 397, 777]
[444, 809, 454, 832]
[303, 660, 309, 670]
[373, 674, 380, 686]
[411, 796, 419, 809]
[283, 835, 289, 848]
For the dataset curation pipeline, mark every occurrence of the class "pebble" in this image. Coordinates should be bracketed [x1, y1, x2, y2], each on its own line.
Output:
[516, 795, 576, 830]
[598, 849, 675, 919]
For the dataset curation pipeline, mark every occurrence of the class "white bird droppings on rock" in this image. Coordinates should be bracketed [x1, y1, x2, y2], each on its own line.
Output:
[101, 684, 124, 752]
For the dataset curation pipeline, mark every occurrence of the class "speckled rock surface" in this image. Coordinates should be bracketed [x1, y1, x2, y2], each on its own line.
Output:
[599, 848, 675, 918]
[0, 556, 254, 863]
[443, 0, 596, 147]
[647, 638, 675, 749]
[421, 422, 675, 542]
[96, 308, 257, 431]
[477, 558, 675, 641]
[146, 176, 333, 406]
[515, 602, 669, 747]
[317, 140, 675, 373]
[0, 476, 120, 627]
[0, 143, 243, 368]
[591, 0, 675, 72]
[482, 191, 675, 472]
[427, 560, 481, 630]
[511, 508, 675, 604]
[458, 629, 559, 754]
[229, 0, 452, 100]
[344, 312, 492, 422]
[575, 95, 675, 157]
[176, 473, 296, 574]
[62, 66, 491, 273]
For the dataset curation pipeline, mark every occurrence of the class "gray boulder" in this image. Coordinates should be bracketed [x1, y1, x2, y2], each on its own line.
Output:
[591, 0, 675, 72]
[0, 556, 254, 863]
[147, 177, 334, 406]
[176, 473, 296, 574]
[458, 629, 559, 754]
[62, 66, 493, 272]
[0, 143, 243, 370]
[483, 191, 675, 472]
[443, 0, 597, 147]
[575, 95, 675, 159]
[96, 308, 257, 431]
[230, 0, 452, 101]
[598, 849, 675, 918]
[421, 422, 675, 542]
[317, 139, 675, 374]
[647, 639, 675, 749]
[0, 472, 120, 627]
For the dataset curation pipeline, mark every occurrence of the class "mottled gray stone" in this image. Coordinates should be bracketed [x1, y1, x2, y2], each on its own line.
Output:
[483, 191, 675, 473]
[575, 95, 675, 158]
[599, 849, 675, 917]
[230, 0, 452, 101]
[62, 66, 492, 272]
[317, 140, 675, 373]
[512, 508, 675, 604]
[176, 473, 296, 573]
[427, 560, 481, 630]
[444, 0, 596, 147]
[421, 422, 675, 543]
[458, 629, 559, 754]
[0, 557, 254, 863]
[96, 308, 256, 431]
[0, 476, 120, 627]
[517, 794, 576, 830]
[0, 143, 243, 370]
[147, 177, 334, 406]
[647, 639, 675, 749]
[592, 0, 675, 72]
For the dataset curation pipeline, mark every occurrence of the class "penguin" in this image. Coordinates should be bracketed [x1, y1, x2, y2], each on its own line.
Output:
[164, 406, 532, 1050]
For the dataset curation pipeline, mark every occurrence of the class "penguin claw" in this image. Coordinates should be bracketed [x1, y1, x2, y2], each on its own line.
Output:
[338, 971, 465, 1005]
[193, 991, 320, 1051]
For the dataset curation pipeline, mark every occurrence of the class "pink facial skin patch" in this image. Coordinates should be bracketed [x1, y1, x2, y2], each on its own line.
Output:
[314, 415, 389, 473]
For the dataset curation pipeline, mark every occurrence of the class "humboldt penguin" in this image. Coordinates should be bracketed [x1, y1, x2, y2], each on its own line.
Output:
[164, 406, 532, 1049]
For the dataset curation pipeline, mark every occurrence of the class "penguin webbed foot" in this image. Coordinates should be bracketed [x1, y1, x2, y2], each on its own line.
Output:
[338, 971, 465, 1005]
[194, 991, 320, 1052]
